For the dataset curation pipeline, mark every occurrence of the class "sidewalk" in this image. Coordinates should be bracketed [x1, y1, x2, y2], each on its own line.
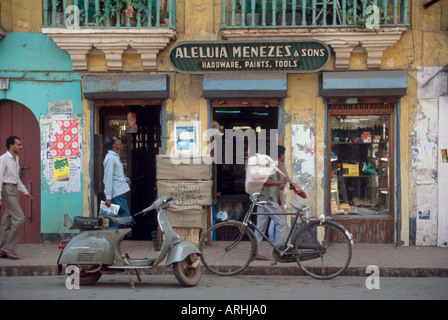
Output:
[1, 241, 447, 277]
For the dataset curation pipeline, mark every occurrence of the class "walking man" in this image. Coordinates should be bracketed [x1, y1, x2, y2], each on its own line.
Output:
[103, 134, 131, 227]
[0, 136, 34, 259]
[254, 145, 289, 261]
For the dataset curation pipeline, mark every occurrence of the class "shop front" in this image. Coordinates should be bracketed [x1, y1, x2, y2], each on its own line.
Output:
[194, 50, 407, 243]
[169, 39, 332, 234]
[83, 73, 169, 240]
[321, 71, 407, 243]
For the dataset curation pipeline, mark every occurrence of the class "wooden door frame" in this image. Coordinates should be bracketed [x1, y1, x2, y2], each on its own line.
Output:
[0, 100, 41, 243]
[94, 99, 162, 239]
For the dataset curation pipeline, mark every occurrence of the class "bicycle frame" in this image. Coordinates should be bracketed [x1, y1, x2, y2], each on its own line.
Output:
[240, 199, 308, 258]
[200, 192, 353, 279]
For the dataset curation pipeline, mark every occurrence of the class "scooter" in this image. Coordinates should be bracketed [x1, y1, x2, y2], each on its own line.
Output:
[57, 197, 201, 288]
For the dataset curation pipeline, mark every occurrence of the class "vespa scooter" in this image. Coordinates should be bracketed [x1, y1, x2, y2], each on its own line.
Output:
[57, 197, 201, 287]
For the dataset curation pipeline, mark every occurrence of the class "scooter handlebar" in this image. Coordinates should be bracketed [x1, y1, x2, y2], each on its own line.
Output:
[134, 196, 175, 217]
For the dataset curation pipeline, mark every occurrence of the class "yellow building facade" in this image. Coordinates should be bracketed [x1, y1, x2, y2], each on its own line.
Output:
[1, 0, 447, 246]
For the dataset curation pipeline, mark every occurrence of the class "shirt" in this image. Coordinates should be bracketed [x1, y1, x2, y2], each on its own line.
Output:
[0, 151, 29, 200]
[260, 161, 288, 204]
[103, 150, 130, 200]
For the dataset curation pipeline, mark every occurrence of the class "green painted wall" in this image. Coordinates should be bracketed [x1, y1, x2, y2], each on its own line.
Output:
[0, 33, 83, 235]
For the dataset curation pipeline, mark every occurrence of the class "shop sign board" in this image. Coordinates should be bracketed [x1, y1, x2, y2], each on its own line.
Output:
[169, 40, 330, 74]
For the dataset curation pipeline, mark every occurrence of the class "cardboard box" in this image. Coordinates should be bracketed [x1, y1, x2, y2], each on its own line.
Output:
[157, 180, 213, 206]
[166, 204, 203, 228]
[174, 227, 201, 246]
[342, 163, 359, 176]
[156, 155, 212, 180]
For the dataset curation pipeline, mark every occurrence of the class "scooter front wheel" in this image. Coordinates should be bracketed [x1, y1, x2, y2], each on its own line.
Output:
[173, 253, 201, 287]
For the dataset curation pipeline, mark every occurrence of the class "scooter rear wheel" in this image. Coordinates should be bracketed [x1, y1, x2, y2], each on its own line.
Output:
[71, 264, 102, 285]
[173, 253, 201, 287]
[79, 271, 102, 286]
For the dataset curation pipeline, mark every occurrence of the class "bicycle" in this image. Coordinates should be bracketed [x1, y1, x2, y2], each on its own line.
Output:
[199, 193, 354, 280]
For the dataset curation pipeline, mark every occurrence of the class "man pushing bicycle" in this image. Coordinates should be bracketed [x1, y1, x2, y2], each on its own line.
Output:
[254, 146, 289, 261]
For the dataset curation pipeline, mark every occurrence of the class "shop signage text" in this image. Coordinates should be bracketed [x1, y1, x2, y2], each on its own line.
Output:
[169, 40, 330, 73]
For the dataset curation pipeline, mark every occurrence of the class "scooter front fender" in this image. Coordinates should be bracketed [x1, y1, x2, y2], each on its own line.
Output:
[165, 240, 201, 266]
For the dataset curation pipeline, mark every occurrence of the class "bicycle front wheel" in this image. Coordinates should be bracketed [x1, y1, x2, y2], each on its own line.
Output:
[199, 221, 257, 276]
[294, 220, 352, 280]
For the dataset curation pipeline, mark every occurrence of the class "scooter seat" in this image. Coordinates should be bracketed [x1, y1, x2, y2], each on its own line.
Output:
[73, 216, 103, 228]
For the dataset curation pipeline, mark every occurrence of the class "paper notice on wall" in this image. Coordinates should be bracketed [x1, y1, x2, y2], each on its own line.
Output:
[48, 100, 74, 114]
[41, 114, 82, 193]
[173, 121, 200, 155]
[53, 158, 70, 181]
[49, 119, 80, 157]
[418, 210, 430, 220]
[441, 149, 448, 163]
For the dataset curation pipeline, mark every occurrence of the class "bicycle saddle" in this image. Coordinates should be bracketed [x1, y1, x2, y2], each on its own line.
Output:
[249, 193, 268, 205]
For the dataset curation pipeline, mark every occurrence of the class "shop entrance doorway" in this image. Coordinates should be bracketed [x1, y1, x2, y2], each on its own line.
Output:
[210, 98, 280, 221]
[96, 101, 161, 240]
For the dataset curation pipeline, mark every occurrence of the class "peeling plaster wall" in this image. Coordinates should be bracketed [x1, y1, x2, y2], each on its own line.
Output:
[285, 74, 322, 215]
[412, 98, 438, 246]
[291, 123, 316, 202]
[412, 67, 448, 246]
[438, 96, 448, 247]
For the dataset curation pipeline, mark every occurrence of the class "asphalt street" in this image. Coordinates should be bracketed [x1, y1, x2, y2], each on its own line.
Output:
[1, 274, 447, 301]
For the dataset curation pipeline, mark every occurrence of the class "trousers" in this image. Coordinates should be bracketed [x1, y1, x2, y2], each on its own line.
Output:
[108, 193, 131, 228]
[255, 200, 287, 248]
[0, 185, 25, 251]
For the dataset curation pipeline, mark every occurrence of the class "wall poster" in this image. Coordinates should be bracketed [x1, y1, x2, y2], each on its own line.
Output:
[173, 120, 200, 155]
[41, 110, 82, 193]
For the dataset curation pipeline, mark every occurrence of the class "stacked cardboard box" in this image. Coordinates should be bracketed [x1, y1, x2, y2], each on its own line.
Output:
[156, 155, 212, 245]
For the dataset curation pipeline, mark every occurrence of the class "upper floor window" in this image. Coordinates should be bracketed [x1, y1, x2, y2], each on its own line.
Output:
[221, 0, 409, 28]
[43, 0, 176, 29]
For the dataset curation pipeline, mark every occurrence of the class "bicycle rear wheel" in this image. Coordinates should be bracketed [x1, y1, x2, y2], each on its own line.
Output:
[199, 221, 257, 276]
[294, 220, 352, 280]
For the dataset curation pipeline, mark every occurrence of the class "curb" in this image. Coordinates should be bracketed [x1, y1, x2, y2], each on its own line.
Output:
[2, 264, 447, 278]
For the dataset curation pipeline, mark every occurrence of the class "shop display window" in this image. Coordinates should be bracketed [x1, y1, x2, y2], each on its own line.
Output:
[330, 114, 391, 216]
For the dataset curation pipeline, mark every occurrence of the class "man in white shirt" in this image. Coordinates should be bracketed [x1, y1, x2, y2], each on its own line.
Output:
[0, 136, 34, 259]
[254, 146, 289, 261]
[103, 134, 131, 227]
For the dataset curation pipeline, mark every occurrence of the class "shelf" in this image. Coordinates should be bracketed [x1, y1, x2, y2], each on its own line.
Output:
[339, 175, 387, 178]
[331, 141, 388, 145]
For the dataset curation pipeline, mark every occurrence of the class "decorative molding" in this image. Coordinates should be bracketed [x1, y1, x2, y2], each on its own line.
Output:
[42, 28, 177, 71]
[221, 27, 408, 69]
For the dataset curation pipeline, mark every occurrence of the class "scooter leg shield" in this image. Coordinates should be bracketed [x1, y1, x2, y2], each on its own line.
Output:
[165, 241, 201, 266]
